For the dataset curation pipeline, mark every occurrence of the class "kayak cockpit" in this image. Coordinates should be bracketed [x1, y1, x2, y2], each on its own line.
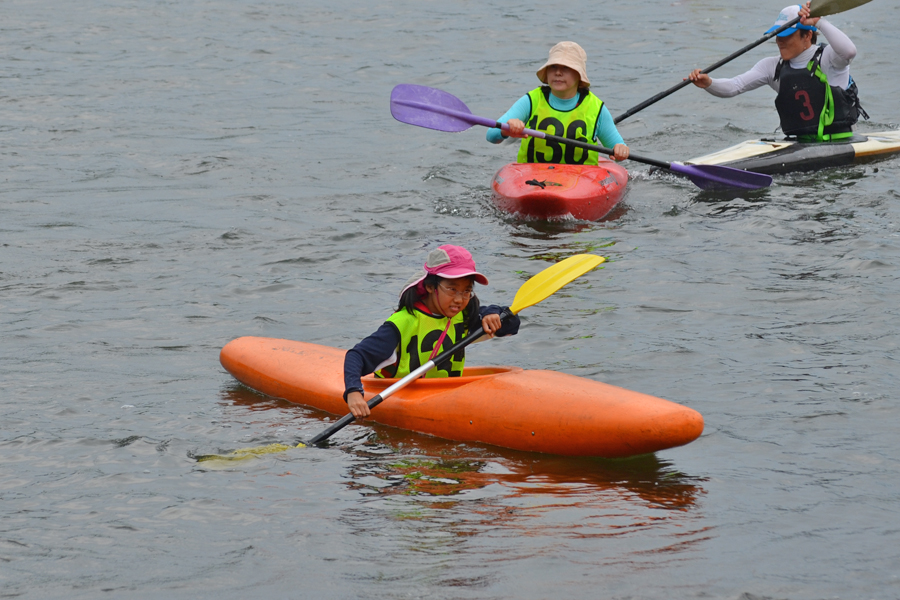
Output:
[362, 366, 522, 394]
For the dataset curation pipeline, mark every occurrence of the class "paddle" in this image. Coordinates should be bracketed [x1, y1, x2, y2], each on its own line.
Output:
[195, 253, 605, 462]
[390, 84, 772, 191]
[613, 0, 874, 124]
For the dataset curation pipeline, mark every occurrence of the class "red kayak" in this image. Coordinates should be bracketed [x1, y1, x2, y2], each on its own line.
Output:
[491, 160, 628, 221]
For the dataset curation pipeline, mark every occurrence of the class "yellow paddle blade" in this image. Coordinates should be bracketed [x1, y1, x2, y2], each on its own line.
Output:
[194, 442, 305, 463]
[508, 254, 605, 315]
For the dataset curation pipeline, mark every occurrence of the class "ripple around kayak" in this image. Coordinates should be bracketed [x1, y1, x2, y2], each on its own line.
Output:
[490, 160, 629, 221]
[219, 336, 704, 458]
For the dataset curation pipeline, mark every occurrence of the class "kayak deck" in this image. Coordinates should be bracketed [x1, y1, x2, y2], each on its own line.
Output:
[491, 161, 628, 221]
[220, 337, 704, 458]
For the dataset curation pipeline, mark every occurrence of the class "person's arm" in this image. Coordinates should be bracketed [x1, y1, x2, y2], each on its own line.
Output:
[817, 18, 857, 70]
[343, 321, 401, 418]
[595, 105, 624, 147]
[478, 304, 520, 337]
[594, 104, 629, 161]
[487, 95, 532, 143]
[797, 0, 855, 69]
[688, 57, 779, 97]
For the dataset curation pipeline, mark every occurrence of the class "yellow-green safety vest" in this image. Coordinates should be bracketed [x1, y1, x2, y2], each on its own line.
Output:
[376, 307, 468, 379]
[517, 87, 604, 165]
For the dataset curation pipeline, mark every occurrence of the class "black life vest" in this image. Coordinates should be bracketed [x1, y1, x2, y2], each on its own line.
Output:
[774, 44, 866, 141]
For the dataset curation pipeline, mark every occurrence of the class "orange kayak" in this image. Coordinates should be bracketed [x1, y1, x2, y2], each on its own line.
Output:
[491, 160, 628, 221]
[220, 337, 703, 458]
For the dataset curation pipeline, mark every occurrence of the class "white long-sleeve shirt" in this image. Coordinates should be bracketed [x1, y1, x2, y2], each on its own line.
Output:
[705, 18, 857, 97]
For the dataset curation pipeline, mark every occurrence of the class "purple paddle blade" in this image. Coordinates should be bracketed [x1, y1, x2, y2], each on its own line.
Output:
[390, 84, 485, 132]
[670, 162, 772, 190]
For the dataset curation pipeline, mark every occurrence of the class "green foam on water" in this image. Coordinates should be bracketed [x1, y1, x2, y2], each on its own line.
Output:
[195, 442, 302, 462]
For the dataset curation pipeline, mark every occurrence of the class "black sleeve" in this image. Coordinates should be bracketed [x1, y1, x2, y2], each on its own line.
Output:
[343, 321, 401, 401]
[478, 304, 520, 337]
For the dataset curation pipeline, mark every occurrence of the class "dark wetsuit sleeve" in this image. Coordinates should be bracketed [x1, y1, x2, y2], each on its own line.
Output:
[479, 304, 520, 337]
[343, 321, 401, 401]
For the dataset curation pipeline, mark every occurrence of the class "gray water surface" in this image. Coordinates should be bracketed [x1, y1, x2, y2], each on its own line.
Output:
[2, 1, 899, 598]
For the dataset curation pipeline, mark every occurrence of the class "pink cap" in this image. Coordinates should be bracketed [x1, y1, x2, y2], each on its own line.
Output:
[424, 245, 489, 284]
[399, 245, 489, 297]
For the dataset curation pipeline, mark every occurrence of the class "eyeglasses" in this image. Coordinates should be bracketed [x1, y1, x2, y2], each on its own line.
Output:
[438, 283, 474, 300]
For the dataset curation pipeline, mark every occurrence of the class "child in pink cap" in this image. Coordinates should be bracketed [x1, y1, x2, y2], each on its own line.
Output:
[343, 245, 520, 418]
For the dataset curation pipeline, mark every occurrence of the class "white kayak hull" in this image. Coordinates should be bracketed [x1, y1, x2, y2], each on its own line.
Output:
[684, 130, 900, 175]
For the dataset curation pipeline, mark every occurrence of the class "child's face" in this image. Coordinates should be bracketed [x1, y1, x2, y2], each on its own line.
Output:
[546, 64, 580, 98]
[429, 277, 475, 318]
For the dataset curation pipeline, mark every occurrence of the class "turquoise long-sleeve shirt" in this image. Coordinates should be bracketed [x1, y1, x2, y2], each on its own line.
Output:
[486, 91, 625, 148]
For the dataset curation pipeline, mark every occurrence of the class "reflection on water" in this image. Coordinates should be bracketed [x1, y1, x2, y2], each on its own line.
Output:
[498, 202, 630, 236]
[219, 383, 298, 413]
[337, 430, 710, 578]
[215, 383, 707, 542]
[690, 187, 771, 207]
[348, 439, 704, 510]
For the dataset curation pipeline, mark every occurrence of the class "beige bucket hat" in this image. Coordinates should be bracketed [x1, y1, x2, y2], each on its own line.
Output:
[536, 41, 590, 87]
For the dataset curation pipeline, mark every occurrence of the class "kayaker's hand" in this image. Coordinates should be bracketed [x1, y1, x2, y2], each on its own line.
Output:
[505, 119, 527, 138]
[481, 313, 503, 338]
[799, 1, 819, 26]
[686, 69, 711, 89]
[347, 391, 370, 419]
[612, 143, 629, 161]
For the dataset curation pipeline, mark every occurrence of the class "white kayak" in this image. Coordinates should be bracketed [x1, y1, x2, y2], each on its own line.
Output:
[684, 130, 900, 175]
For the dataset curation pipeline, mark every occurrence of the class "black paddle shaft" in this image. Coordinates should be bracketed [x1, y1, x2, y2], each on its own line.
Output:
[613, 17, 801, 124]
[305, 308, 513, 446]
[524, 125, 673, 170]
